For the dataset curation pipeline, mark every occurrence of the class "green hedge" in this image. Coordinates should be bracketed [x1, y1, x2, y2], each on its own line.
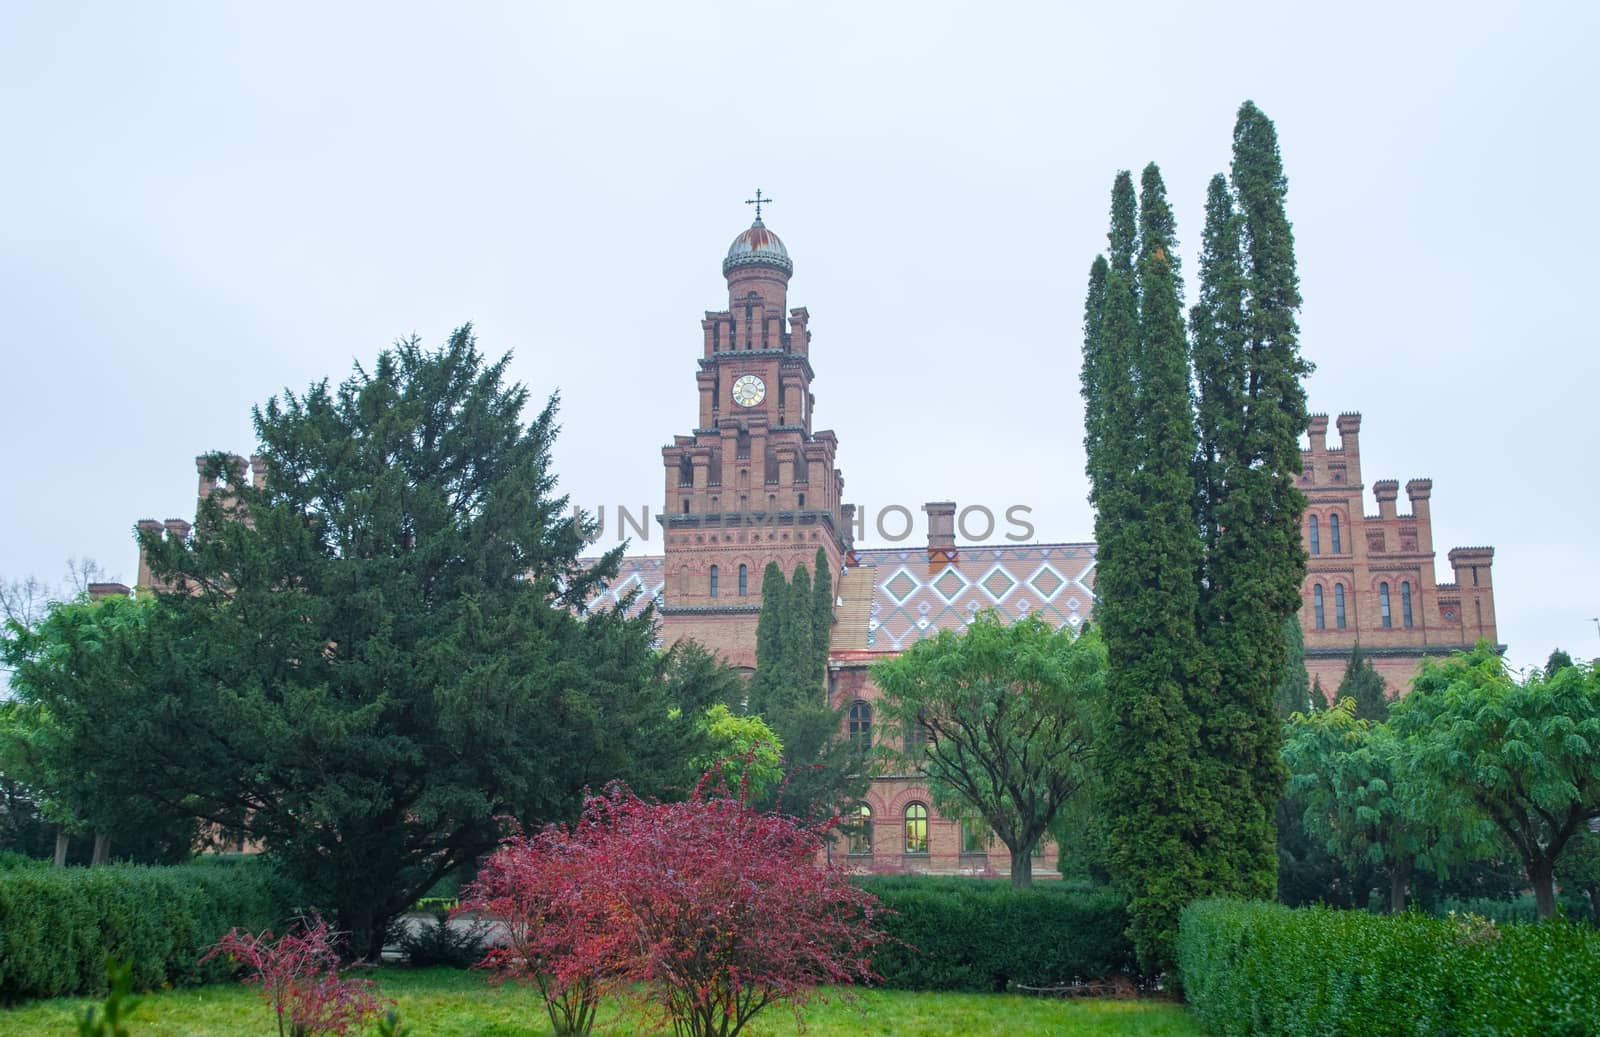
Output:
[857, 877, 1134, 991]
[0, 859, 299, 1002]
[1178, 898, 1600, 1036]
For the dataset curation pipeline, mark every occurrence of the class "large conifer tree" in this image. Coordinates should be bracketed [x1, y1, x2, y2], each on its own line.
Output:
[1084, 167, 1208, 972]
[1081, 104, 1311, 972]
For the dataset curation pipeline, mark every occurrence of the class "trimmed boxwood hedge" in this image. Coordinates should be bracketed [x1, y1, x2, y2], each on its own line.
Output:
[858, 877, 1134, 991]
[0, 859, 298, 1001]
[1178, 898, 1600, 1036]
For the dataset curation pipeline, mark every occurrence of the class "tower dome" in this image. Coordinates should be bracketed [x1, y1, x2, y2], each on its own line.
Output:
[723, 218, 793, 277]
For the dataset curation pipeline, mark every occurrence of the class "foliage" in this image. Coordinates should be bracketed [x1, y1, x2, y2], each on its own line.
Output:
[0, 597, 198, 863]
[1337, 642, 1390, 722]
[0, 967, 1206, 1037]
[459, 823, 609, 1036]
[76, 960, 139, 1037]
[390, 911, 489, 970]
[1083, 167, 1209, 977]
[0, 858, 296, 1001]
[1390, 645, 1600, 918]
[1271, 617, 1312, 721]
[747, 555, 867, 822]
[1177, 898, 1600, 1036]
[1282, 699, 1481, 912]
[463, 780, 885, 1037]
[871, 615, 1105, 887]
[5, 329, 688, 960]
[691, 704, 784, 800]
[1083, 103, 1312, 974]
[1555, 828, 1600, 926]
[203, 915, 389, 1037]
[857, 877, 1133, 992]
[1547, 648, 1576, 677]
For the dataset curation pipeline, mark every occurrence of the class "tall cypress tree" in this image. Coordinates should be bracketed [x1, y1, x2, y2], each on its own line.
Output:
[1086, 167, 1208, 973]
[1337, 643, 1388, 722]
[1191, 101, 1313, 902]
[1273, 616, 1312, 721]
[811, 547, 834, 676]
[748, 562, 787, 716]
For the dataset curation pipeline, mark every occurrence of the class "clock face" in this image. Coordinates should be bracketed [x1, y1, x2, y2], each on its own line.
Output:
[731, 374, 766, 407]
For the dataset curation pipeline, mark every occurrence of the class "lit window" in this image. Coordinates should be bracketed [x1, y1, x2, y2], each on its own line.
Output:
[848, 700, 872, 749]
[1402, 581, 1413, 628]
[709, 565, 719, 598]
[1313, 585, 1325, 629]
[738, 564, 748, 597]
[1330, 514, 1342, 554]
[1309, 515, 1320, 556]
[848, 804, 872, 855]
[1335, 584, 1346, 629]
[1380, 582, 1391, 628]
[904, 803, 928, 854]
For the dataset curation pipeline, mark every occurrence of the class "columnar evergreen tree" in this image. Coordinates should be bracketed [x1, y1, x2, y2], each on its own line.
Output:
[1337, 643, 1390, 722]
[1273, 617, 1312, 721]
[1084, 167, 1209, 972]
[1082, 103, 1313, 972]
[811, 548, 833, 677]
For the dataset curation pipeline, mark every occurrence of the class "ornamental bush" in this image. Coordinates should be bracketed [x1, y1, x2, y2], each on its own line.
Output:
[462, 780, 886, 1037]
[0, 859, 297, 1001]
[1178, 898, 1600, 1036]
[859, 877, 1134, 991]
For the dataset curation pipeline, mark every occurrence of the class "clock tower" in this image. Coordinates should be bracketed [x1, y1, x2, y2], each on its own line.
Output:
[658, 198, 851, 668]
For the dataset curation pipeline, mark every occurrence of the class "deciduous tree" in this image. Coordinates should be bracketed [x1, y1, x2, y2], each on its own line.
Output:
[872, 614, 1104, 887]
[1391, 645, 1600, 919]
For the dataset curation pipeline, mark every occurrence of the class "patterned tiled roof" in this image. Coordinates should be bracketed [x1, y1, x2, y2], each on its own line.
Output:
[852, 543, 1097, 651]
[584, 555, 665, 615]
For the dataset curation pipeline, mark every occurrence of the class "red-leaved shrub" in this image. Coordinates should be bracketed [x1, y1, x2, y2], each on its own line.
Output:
[462, 779, 886, 1037]
[202, 914, 389, 1037]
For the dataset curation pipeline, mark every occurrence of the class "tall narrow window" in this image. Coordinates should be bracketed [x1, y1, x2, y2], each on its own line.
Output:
[1335, 584, 1347, 629]
[904, 804, 928, 854]
[1380, 582, 1392, 628]
[709, 565, 719, 598]
[1313, 585, 1325, 629]
[961, 822, 988, 854]
[738, 564, 748, 597]
[1402, 581, 1413, 628]
[848, 804, 872, 854]
[1330, 514, 1342, 554]
[1309, 515, 1321, 555]
[904, 714, 929, 756]
[848, 700, 872, 749]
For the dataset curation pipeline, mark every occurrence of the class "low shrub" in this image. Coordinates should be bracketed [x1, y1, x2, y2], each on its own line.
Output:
[0, 858, 298, 1002]
[858, 877, 1134, 992]
[1178, 898, 1600, 1036]
[391, 911, 489, 969]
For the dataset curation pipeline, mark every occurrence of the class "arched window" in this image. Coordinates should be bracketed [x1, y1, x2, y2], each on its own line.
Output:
[1309, 515, 1321, 555]
[1330, 514, 1342, 554]
[1335, 584, 1347, 629]
[848, 700, 872, 749]
[1380, 582, 1392, 628]
[709, 565, 719, 598]
[738, 564, 748, 597]
[798, 493, 806, 509]
[1402, 581, 1413, 628]
[848, 804, 872, 855]
[682, 499, 690, 514]
[904, 803, 929, 854]
[1313, 585, 1325, 629]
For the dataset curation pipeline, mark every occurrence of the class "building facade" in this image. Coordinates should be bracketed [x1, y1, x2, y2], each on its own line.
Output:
[126, 211, 1502, 875]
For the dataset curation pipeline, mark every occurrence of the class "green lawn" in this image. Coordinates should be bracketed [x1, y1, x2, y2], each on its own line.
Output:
[0, 967, 1200, 1036]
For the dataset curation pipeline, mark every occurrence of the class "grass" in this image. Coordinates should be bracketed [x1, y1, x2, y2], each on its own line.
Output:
[0, 967, 1201, 1036]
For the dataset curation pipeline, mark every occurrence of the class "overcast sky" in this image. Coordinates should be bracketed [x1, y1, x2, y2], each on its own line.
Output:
[2, 2, 1595, 673]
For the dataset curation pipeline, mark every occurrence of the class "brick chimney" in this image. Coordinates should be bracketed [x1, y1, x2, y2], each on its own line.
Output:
[924, 501, 957, 574]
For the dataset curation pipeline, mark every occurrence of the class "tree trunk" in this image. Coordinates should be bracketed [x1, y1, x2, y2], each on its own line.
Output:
[91, 832, 110, 867]
[1530, 858, 1557, 920]
[53, 829, 69, 868]
[1009, 844, 1034, 889]
[1388, 860, 1411, 914]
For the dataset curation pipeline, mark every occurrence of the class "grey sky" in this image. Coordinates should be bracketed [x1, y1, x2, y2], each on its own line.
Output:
[2, 2, 1595, 673]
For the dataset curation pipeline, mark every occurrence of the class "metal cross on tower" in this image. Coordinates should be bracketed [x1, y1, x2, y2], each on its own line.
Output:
[745, 188, 773, 221]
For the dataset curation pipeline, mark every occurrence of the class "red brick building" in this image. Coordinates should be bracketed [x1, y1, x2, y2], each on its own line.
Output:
[128, 211, 1501, 876]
